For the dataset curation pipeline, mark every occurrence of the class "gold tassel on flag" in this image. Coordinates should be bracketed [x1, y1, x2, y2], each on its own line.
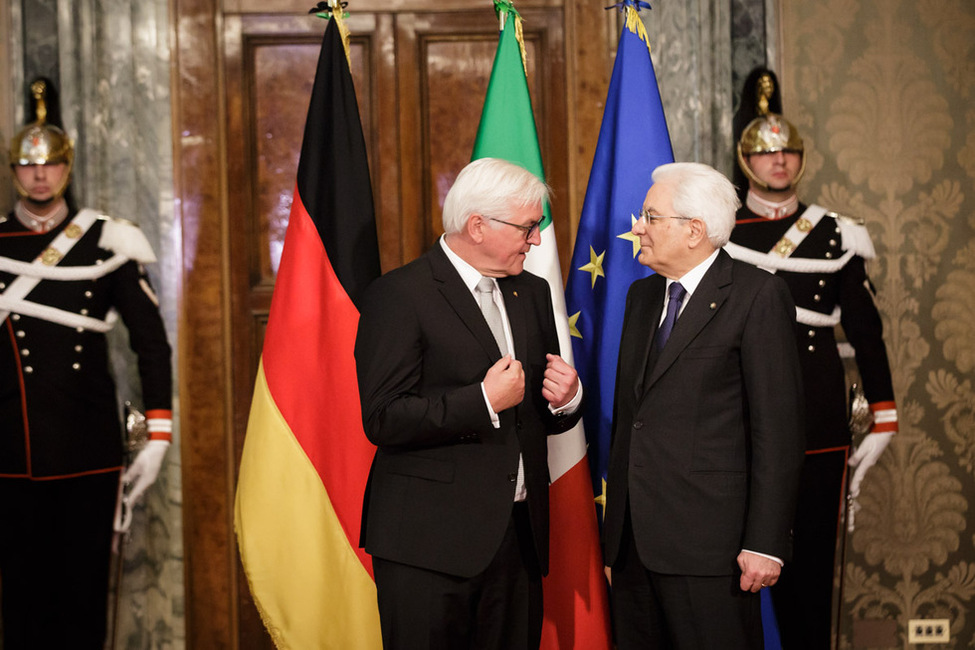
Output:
[606, 1, 654, 55]
[494, 0, 528, 77]
[311, 1, 352, 64]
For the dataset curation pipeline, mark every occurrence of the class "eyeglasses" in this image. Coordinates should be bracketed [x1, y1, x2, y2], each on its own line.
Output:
[488, 217, 541, 241]
[637, 209, 694, 225]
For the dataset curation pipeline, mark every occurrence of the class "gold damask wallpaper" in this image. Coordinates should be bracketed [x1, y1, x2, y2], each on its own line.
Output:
[780, 0, 975, 646]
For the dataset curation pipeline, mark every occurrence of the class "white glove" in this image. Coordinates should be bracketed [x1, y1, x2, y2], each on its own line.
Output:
[114, 440, 170, 533]
[847, 431, 893, 532]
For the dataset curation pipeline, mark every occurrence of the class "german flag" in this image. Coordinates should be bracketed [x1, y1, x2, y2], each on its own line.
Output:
[234, 11, 382, 649]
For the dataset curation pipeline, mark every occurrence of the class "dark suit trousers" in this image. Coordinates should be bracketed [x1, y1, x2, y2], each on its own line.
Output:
[611, 507, 764, 650]
[373, 501, 542, 650]
[771, 450, 847, 650]
[0, 472, 118, 650]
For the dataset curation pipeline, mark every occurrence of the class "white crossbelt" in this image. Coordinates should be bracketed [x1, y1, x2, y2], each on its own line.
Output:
[0, 209, 125, 330]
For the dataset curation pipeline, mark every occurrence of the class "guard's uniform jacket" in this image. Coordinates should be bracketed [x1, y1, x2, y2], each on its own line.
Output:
[726, 203, 896, 451]
[0, 210, 172, 479]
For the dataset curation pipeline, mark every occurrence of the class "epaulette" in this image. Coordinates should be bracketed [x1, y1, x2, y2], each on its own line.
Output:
[96, 214, 158, 264]
[826, 211, 876, 260]
[828, 211, 865, 227]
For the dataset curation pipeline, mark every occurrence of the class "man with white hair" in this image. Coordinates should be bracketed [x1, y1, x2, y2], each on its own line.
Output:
[355, 157, 582, 649]
[603, 162, 805, 649]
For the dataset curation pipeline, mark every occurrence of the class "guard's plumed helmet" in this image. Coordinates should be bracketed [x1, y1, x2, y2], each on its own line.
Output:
[9, 79, 74, 199]
[736, 71, 805, 190]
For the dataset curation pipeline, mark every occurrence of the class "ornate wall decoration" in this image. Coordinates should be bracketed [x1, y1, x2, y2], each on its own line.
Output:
[782, 0, 975, 644]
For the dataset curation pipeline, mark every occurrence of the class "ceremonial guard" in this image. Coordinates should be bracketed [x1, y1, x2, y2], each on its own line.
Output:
[0, 80, 173, 648]
[726, 69, 898, 648]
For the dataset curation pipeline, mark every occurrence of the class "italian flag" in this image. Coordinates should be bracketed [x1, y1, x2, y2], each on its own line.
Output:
[471, 3, 612, 648]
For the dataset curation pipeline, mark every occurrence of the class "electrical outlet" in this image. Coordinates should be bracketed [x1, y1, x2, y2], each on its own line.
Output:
[908, 619, 950, 643]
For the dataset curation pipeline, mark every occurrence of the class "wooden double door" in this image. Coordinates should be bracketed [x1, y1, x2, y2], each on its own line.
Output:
[172, 0, 618, 646]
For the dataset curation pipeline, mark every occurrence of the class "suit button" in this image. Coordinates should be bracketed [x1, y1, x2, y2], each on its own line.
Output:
[633, 421, 644, 430]
[517, 421, 524, 429]
[808, 345, 816, 352]
[508, 473, 517, 481]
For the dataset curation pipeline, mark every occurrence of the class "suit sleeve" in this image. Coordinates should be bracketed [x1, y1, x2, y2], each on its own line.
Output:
[529, 278, 583, 435]
[739, 274, 806, 559]
[838, 255, 895, 406]
[109, 260, 173, 412]
[354, 274, 493, 449]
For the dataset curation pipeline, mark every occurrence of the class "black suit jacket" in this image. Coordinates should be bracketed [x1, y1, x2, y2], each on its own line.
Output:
[603, 249, 805, 576]
[0, 212, 172, 478]
[355, 242, 580, 578]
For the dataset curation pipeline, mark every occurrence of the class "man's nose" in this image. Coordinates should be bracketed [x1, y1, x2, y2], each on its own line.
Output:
[527, 227, 542, 246]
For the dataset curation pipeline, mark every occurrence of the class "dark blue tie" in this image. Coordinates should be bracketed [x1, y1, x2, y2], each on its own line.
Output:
[654, 282, 686, 351]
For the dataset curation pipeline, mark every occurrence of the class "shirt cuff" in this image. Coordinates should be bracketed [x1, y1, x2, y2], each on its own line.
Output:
[549, 381, 584, 417]
[481, 383, 501, 429]
[742, 549, 784, 566]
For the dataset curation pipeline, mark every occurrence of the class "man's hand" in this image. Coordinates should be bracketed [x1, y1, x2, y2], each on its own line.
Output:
[847, 431, 894, 531]
[483, 355, 525, 412]
[737, 551, 781, 593]
[848, 431, 893, 499]
[114, 439, 170, 533]
[542, 353, 579, 409]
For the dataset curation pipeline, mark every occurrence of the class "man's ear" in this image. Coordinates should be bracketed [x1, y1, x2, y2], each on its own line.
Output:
[687, 218, 708, 248]
[467, 214, 486, 243]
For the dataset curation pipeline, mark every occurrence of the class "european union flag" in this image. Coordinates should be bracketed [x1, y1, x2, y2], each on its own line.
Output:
[565, 2, 673, 520]
[565, 6, 784, 646]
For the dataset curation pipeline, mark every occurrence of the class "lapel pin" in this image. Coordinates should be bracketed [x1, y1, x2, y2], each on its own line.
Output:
[513, 291, 518, 297]
[710, 302, 717, 310]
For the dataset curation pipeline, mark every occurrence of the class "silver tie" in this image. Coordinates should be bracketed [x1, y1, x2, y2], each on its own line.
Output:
[476, 277, 508, 355]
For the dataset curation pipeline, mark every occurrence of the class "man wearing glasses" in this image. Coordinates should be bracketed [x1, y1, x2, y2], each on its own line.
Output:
[602, 162, 805, 649]
[355, 157, 582, 649]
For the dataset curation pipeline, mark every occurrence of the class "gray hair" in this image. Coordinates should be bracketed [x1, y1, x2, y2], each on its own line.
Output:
[442, 158, 550, 235]
[651, 162, 740, 247]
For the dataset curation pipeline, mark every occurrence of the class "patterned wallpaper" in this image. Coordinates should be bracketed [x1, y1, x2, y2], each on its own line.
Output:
[780, 0, 975, 645]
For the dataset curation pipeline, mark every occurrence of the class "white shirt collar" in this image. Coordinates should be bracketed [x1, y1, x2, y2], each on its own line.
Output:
[440, 235, 490, 295]
[669, 248, 720, 296]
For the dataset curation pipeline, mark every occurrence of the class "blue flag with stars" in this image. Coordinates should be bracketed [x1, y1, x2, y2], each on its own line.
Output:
[565, 5, 784, 647]
[565, 3, 673, 521]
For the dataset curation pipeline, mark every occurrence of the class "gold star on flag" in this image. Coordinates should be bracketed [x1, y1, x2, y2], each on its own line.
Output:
[578, 246, 605, 288]
[617, 214, 641, 258]
[568, 311, 582, 339]
[594, 477, 607, 520]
